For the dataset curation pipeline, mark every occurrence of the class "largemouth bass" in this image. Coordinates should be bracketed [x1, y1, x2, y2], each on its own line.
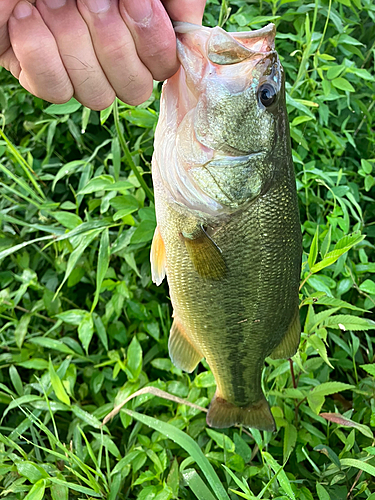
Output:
[151, 22, 302, 430]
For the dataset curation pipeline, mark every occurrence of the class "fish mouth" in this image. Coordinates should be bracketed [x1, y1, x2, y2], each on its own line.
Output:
[174, 22, 276, 66]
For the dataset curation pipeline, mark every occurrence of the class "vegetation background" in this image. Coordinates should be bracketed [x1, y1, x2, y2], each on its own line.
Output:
[0, 0, 375, 498]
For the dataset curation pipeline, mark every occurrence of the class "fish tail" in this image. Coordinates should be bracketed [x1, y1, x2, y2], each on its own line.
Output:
[206, 392, 275, 431]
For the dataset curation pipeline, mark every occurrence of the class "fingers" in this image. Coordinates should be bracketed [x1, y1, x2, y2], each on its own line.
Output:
[119, 0, 178, 82]
[161, 0, 206, 25]
[8, 1, 74, 102]
[3, 0, 207, 109]
[77, 0, 153, 105]
[36, 0, 115, 110]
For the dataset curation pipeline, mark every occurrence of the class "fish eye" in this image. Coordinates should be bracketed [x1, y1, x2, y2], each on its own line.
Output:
[258, 83, 277, 108]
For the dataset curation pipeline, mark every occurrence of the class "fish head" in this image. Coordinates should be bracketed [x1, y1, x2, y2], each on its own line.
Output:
[154, 23, 289, 215]
[175, 22, 285, 160]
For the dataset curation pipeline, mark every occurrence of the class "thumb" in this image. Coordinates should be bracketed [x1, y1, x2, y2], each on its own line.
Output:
[161, 0, 206, 25]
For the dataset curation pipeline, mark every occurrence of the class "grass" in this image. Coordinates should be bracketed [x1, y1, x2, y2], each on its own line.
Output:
[0, 0, 375, 499]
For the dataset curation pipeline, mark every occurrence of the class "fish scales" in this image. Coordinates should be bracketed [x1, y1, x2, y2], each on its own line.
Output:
[151, 22, 302, 430]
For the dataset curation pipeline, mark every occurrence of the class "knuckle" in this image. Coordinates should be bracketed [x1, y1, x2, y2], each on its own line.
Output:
[83, 90, 115, 111]
[119, 84, 152, 106]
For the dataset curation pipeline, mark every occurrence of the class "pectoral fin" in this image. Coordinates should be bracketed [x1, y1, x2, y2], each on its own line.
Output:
[269, 311, 301, 360]
[182, 226, 226, 280]
[150, 226, 166, 286]
[168, 317, 203, 373]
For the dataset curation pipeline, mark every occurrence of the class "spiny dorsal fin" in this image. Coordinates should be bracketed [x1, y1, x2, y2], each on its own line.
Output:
[150, 226, 166, 286]
[182, 226, 226, 280]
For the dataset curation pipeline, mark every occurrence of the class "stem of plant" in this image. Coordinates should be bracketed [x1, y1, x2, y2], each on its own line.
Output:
[113, 99, 154, 202]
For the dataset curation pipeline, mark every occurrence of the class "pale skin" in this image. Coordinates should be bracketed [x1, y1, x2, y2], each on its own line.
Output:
[0, 0, 206, 110]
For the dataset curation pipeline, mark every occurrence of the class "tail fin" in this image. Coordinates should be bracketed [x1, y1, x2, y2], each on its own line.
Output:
[206, 392, 275, 431]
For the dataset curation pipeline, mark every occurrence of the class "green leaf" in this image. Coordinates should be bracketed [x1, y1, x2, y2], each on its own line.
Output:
[130, 220, 156, 244]
[71, 405, 103, 429]
[307, 335, 333, 368]
[283, 423, 297, 462]
[93, 313, 108, 351]
[49, 359, 70, 406]
[126, 336, 143, 381]
[24, 479, 46, 500]
[361, 364, 375, 376]
[16, 462, 49, 483]
[53, 211, 82, 229]
[359, 279, 375, 295]
[233, 433, 252, 463]
[308, 226, 319, 269]
[92, 228, 109, 311]
[28, 337, 76, 355]
[365, 175, 375, 191]
[262, 451, 295, 499]
[331, 77, 355, 92]
[100, 103, 114, 125]
[206, 429, 235, 453]
[311, 382, 354, 397]
[45, 98, 81, 115]
[78, 313, 94, 353]
[56, 229, 101, 294]
[327, 65, 344, 79]
[308, 382, 354, 414]
[316, 483, 330, 500]
[9, 365, 23, 396]
[49, 477, 101, 497]
[17, 359, 49, 370]
[14, 313, 31, 348]
[78, 175, 115, 194]
[121, 108, 158, 128]
[340, 458, 375, 477]
[314, 444, 341, 468]
[51, 481, 69, 500]
[55, 309, 86, 325]
[310, 232, 364, 273]
[361, 159, 373, 174]
[167, 458, 179, 498]
[324, 315, 375, 331]
[291, 116, 314, 126]
[124, 409, 230, 500]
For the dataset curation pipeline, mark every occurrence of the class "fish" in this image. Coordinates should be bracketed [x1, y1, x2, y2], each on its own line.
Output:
[150, 22, 302, 431]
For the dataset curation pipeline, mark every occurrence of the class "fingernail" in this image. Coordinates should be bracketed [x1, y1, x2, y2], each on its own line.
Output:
[81, 0, 111, 14]
[124, 0, 152, 24]
[13, 1, 32, 19]
[43, 0, 67, 9]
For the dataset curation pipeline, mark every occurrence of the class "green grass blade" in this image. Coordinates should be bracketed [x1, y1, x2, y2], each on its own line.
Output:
[0, 129, 46, 200]
[124, 409, 230, 500]
[182, 468, 217, 500]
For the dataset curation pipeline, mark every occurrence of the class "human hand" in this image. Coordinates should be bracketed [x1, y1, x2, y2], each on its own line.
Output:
[0, 0, 206, 110]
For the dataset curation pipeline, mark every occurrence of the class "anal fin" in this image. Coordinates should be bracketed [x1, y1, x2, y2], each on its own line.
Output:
[182, 226, 226, 280]
[206, 392, 275, 431]
[168, 317, 203, 373]
[150, 226, 166, 286]
[269, 311, 301, 360]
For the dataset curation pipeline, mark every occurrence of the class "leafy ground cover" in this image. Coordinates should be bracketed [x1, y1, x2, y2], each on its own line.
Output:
[0, 0, 375, 498]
